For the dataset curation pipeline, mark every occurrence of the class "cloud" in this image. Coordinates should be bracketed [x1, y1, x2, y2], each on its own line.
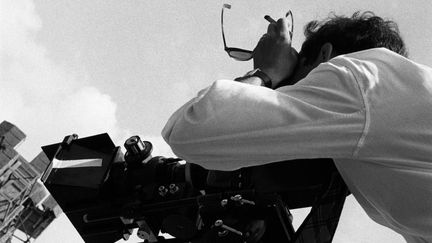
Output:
[0, 0, 128, 159]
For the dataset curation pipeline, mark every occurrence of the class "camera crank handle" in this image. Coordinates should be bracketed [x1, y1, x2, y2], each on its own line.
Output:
[214, 219, 243, 237]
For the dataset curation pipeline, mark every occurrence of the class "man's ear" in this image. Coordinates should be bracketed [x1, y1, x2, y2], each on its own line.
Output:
[318, 42, 334, 62]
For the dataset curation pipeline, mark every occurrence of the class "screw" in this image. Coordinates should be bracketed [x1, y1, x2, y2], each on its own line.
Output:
[169, 183, 179, 194]
[220, 199, 228, 207]
[231, 194, 242, 202]
[158, 185, 168, 196]
[214, 220, 223, 227]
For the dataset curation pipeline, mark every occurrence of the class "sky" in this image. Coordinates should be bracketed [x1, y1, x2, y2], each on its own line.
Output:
[1, 0, 431, 242]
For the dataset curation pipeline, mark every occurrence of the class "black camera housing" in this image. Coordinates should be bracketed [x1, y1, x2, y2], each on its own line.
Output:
[42, 133, 344, 243]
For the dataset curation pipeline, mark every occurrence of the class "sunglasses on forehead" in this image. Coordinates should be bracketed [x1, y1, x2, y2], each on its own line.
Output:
[221, 4, 294, 61]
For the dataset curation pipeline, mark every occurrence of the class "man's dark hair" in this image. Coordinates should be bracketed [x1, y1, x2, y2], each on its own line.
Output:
[299, 11, 408, 64]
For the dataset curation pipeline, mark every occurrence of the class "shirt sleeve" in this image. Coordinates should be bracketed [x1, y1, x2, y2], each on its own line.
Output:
[162, 60, 367, 171]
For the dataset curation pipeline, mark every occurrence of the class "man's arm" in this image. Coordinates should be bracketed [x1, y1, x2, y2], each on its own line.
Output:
[162, 60, 366, 171]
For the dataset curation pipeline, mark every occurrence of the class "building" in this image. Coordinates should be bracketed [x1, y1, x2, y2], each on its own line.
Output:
[0, 121, 60, 243]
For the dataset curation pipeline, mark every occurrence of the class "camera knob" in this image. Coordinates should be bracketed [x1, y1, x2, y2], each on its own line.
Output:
[125, 136, 142, 153]
[124, 136, 153, 165]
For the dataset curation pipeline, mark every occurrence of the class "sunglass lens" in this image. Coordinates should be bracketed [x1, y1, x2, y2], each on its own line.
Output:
[228, 50, 253, 61]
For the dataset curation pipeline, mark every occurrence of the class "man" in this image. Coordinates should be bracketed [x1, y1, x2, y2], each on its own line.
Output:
[162, 12, 432, 242]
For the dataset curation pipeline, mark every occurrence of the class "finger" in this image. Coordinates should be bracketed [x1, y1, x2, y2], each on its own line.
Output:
[276, 18, 291, 41]
[264, 15, 276, 23]
[258, 33, 269, 43]
[267, 22, 277, 37]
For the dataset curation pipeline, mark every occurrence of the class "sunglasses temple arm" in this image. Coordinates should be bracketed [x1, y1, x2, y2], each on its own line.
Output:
[221, 7, 228, 50]
[286, 10, 294, 39]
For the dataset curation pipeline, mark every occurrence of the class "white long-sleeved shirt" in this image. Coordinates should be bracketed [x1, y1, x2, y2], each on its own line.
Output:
[162, 48, 432, 242]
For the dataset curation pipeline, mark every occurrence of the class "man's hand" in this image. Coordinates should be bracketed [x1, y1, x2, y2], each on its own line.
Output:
[253, 16, 298, 88]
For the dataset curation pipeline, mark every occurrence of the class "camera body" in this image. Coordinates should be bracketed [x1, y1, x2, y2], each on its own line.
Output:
[42, 133, 339, 243]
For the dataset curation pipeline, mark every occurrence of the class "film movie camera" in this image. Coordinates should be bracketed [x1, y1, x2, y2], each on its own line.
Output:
[41, 133, 346, 243]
